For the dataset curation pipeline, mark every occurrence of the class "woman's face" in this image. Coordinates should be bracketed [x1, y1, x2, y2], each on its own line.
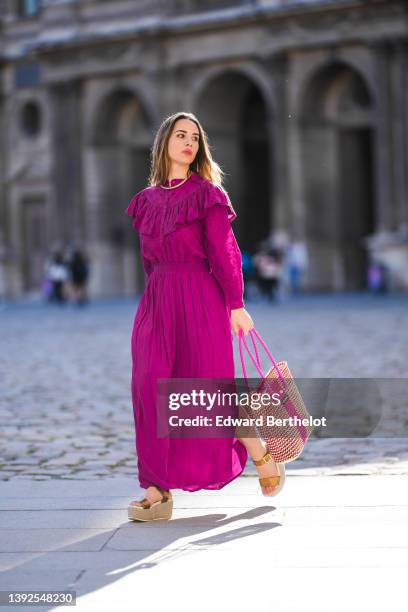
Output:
[167, 118, 200, 170]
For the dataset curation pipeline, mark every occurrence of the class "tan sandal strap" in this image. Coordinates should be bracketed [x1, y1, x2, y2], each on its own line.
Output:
[147, 485, 172, 504]
[132, 498, 151, 509]
[253, 451, 274, 467]
[259, 475, 280, 487]
[151, 484, 171, 501]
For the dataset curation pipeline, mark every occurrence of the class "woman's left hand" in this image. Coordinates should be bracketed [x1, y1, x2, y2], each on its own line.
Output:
[230, 307, 255, 337]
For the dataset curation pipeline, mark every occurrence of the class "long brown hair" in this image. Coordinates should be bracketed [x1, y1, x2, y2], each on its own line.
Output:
[148, 112, 226, 188]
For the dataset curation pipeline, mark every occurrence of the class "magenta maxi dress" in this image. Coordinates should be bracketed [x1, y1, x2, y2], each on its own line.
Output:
[125, 170, 248, 492]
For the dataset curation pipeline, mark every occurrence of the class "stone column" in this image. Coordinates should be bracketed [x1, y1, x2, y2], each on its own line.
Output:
[287, 103, 306, 242]
[269, 55, 290, 237]
[0, 94, 7, 298]
[371, 43, 394, 232]
[391, 42, 408, 231]
[48, 79, 84, 245]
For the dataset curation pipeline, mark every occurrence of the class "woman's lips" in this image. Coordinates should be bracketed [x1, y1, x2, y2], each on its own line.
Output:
[182, 150, 192, 155]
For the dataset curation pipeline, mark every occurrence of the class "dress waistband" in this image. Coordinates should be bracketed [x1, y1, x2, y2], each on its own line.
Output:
[153, 261, 211, 272]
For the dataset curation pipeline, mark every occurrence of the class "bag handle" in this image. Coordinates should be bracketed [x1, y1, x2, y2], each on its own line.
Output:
[238, 329, 263, 394]
[239, 329, 265, 382]
[249, 329, 287, 384]
[249, 328, 262, 370]
[238, 328, 288, 389]
[238, 328, 263, 376]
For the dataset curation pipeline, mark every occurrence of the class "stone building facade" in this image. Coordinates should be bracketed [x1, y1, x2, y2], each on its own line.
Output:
[0, 0, 407, 298]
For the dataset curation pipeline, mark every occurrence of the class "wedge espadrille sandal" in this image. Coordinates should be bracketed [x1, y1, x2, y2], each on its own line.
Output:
[253, 450, 286, 497]
[128, 486, 173, 522]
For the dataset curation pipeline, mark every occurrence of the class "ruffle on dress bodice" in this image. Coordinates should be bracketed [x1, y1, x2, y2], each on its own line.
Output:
[125, 173, 237, 237]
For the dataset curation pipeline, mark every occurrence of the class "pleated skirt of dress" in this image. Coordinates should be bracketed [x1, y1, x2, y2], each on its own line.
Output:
[130, 261, 248, 492]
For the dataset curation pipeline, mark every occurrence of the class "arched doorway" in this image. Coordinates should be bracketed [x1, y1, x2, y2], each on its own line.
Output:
[89, 89, 152, 297]
[300, 62, 375, 291]
[195, 71, 273, 252]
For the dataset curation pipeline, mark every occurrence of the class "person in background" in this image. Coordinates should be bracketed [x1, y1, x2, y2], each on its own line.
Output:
[286, 239, 309, 295]
[41, 255, 54, 302]
[241, 250, 255, 301]
[368, 260, 388, 295]
[68, 248, 90, 306]
[47, 251, 69, 304]
[253, 247, 282, 302]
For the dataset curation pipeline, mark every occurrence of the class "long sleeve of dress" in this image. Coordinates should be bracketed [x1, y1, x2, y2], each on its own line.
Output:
[203, 204, 245, 310]
[142, 256, 153, 280]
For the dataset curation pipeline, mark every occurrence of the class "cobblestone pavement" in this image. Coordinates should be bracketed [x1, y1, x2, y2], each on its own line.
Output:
[1, 292, 407, 482]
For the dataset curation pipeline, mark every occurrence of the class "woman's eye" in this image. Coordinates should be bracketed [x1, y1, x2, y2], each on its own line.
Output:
[175, 133, 198, 142]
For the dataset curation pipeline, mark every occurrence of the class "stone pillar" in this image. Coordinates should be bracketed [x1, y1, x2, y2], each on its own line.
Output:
[287, 106, 305, 242]
[0, 94, 6, 299]
[364, 42, 408, 291]
[48, 79, 84, 245]
[81, 146, 113, 299]
[391, 42, 408, 231]
[269, 55, 290, 237]
[371, 43, 395, 232]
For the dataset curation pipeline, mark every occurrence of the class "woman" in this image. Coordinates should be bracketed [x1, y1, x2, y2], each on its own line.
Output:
[125, 112, 285, 521]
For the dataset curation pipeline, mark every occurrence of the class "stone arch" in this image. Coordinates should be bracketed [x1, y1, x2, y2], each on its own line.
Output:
[292, 54, 377, 118]
[88, 83, 156, 147]
[191, 64, 276, 252]
[191, 62, 278, 119]
[299, 60, 375, 291]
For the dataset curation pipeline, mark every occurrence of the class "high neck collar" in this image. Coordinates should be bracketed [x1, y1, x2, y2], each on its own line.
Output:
[163, 172, 194, 187]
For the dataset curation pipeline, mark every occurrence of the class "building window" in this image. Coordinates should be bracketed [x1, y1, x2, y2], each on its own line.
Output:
[20, 101, 42, 138]
[18, 0, 41, 18]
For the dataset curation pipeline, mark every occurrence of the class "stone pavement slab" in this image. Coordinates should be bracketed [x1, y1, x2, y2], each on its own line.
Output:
[0, 475, 406, 611]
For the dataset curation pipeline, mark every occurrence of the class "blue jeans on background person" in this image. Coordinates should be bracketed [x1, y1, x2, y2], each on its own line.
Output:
[289, 265, 301, 294]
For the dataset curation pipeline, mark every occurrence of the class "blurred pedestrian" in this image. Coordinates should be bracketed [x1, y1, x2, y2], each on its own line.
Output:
[67, 248, 90, 306]
[286, 239, 308, 295]
[47, 251, 69, 304]
[41, 257, 54, 302]
[368, 260, 388, 295]
[253, 247, 282, 302]
[241, 250, 255, 301]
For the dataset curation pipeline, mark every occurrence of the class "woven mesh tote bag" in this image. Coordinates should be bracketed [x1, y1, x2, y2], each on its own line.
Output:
[238, 328, 314, 464]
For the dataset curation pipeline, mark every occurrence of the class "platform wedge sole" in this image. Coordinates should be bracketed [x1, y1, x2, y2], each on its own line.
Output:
[128, 491, 173, 522]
